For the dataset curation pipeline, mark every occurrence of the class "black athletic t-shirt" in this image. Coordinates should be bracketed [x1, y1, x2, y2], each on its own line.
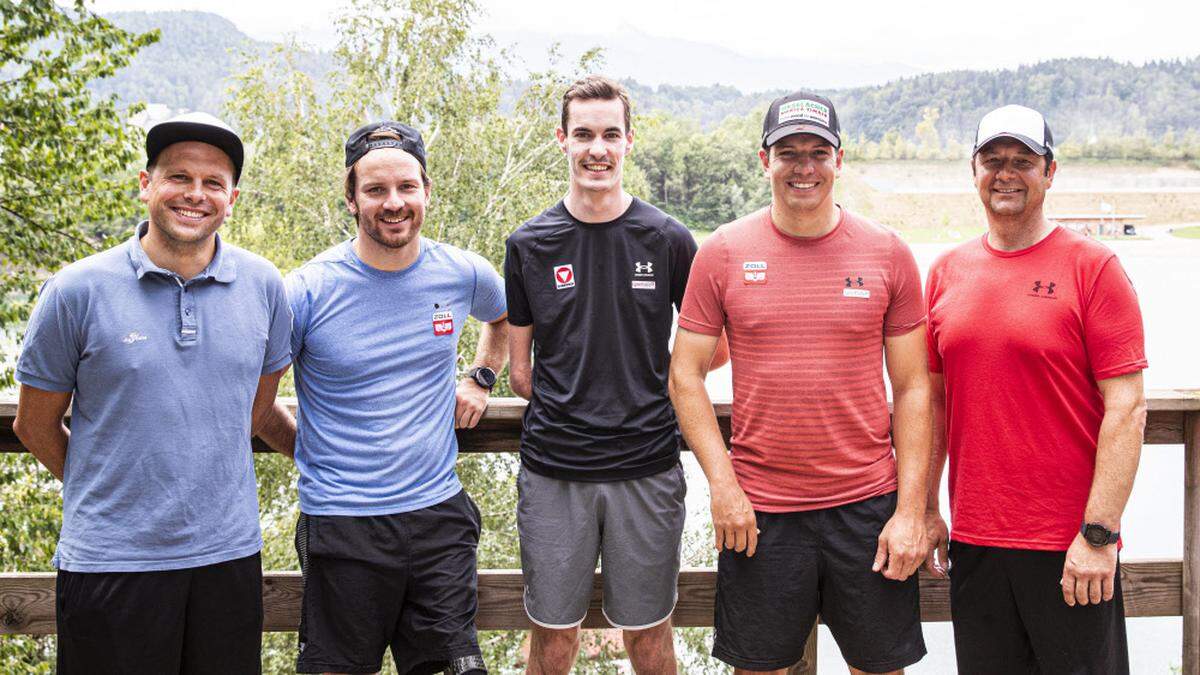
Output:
[505, 198, 697, 481]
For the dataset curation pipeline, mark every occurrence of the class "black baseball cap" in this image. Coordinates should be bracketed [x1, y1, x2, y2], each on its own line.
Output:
[344, 121, 427, 170]
[762, 91, 841, 150]
[146, 112, 244, 183]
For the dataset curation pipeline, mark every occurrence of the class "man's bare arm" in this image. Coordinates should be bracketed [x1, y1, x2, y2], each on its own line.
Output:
[508, 322, 533, 400]
[923, 372, 950, 576]
[1061, 371, 1146, 607]
[456, 314, 510, 429]
[13, 384, 73, 481]
[875, 326, 933, 581]
[669, 327, 758, 556]
[253, 366, 296, 460]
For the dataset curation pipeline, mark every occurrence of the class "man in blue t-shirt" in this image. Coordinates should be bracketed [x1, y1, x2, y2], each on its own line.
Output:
[257, 121, 508, 675]
[14, 113, 293, 674]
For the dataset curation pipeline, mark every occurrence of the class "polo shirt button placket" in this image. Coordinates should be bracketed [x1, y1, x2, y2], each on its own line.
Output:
[176, 276, 199, 344]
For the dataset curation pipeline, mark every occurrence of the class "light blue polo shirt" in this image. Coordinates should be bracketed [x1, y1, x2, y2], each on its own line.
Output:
[288, 237, 505, 515]
[16, 222, 293, 572]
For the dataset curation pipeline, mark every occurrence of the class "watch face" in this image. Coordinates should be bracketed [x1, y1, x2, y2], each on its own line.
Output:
[474, 368, 496, 388]
[1083, 525, 1110, 546]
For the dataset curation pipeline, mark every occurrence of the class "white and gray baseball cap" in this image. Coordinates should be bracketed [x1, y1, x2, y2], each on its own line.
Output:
[973, 105, 1054, 158]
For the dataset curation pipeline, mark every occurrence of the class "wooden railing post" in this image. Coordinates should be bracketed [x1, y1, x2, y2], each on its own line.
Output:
[787, 621, 818, 675]
[1184, 411, 1199, 675]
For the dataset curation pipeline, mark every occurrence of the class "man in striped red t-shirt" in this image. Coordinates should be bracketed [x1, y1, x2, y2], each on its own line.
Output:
[670, 92, 932, 674]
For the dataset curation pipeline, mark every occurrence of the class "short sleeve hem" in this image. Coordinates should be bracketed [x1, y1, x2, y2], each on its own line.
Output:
[1092, 359, 1148, 382]
[883, 317, 926, 338]
[14, 370, 74, 393]
[262, 354, 293, 376]
[678, 316, 722, 337]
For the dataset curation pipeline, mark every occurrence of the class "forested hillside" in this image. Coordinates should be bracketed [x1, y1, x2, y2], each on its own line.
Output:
[95, 11, 1200, 148]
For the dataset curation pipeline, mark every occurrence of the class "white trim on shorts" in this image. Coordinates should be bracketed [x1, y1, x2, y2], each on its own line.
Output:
[601, 591, 678, 631]
[523, 592, 586, 630]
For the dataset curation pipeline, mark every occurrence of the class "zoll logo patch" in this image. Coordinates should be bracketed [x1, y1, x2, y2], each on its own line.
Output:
[432, 309, 454, 336]
[743, 261, 767, 285]
[554, 264, 575, 289]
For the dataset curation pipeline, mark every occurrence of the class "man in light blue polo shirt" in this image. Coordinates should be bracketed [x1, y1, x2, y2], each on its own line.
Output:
[13, 112, 292, 674]
[256, 121, 508, 675]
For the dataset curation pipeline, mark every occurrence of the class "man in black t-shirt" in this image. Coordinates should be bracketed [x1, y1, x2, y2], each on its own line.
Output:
[505, 75, 726, 674]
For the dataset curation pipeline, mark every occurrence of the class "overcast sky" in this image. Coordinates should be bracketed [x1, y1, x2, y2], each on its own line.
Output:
[90, 0, 1199, 74]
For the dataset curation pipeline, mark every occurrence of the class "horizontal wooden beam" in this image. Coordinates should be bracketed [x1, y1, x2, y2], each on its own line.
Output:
[2, 391, 1197, 454]
[0, 560, 1182, 636]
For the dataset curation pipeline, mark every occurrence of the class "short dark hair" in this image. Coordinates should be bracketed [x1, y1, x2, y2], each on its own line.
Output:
[560, 75, 632, 134]
[343, 128, 430, 203]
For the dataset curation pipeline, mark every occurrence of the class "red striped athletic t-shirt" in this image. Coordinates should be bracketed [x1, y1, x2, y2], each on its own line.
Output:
[679, 207, 925, 512]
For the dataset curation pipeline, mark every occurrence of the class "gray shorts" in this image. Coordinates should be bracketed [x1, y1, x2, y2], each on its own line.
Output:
[517, 463, 687, 629]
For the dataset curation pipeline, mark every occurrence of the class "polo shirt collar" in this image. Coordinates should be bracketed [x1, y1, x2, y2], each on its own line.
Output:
[127, 220, 238, 283]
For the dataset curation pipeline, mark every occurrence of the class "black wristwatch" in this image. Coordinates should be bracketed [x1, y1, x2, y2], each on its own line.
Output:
[466, 366, 497, 390]
[1080, 522, 1120, 547]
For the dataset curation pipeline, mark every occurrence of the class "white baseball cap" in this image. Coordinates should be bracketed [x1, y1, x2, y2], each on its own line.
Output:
[973, 105, 1054, 157]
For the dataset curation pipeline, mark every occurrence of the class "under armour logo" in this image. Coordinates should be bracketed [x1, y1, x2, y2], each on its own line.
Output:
[1032, 280, 1056, 295]
[635, 262, 654, 275]
[845, 276, 864, 288]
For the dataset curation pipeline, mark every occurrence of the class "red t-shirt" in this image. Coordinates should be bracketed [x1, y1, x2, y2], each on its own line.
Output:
[926, 226, 1147, 550]
[679, 207, 925, 512]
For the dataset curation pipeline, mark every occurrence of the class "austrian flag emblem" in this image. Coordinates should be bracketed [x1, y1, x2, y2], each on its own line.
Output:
[743, 261, 767, 285]
[554, 264, 575, 290]
[432, 309, 454, 336]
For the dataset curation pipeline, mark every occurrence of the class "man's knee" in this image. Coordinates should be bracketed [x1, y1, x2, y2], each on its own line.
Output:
[528, 624, 581, 673]
[622, 621, 675, 671]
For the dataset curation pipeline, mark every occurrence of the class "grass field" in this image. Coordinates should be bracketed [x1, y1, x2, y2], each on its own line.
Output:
[1172, 225, 1200, 239]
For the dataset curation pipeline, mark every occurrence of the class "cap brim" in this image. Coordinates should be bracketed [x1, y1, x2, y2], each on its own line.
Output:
[763, 124, 840, 149]
[973, 132, 1050, 156]
[147, 121, 244, 181]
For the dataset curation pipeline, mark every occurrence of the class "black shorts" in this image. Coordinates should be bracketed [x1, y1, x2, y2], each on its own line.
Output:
[56, 552, 262, 675]
[949, 541, 1129, 674]
[713, 492, 926, 672]
[295, 489, 486, 675]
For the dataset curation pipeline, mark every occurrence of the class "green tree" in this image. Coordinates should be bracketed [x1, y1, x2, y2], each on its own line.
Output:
[0, 0, 158, 364]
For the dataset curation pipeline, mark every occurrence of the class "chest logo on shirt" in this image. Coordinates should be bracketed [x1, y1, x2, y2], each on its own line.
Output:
[553, 264, 575, 290]
[843, 275, 870, 298]
[743, 261, 767, 285]
[1029, 280, 1058, 299]
[632, 260, 656, 289]
[121, 331, 148, 344]
[432, 308, 454, 336]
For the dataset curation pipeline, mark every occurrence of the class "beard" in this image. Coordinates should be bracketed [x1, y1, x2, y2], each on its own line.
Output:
[359, 211, 419, 250]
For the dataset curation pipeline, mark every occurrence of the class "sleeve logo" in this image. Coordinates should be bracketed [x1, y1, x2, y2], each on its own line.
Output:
[554, 263, 575, 289]
[743, 261, 767, 285]
[432, 309, 455, 336]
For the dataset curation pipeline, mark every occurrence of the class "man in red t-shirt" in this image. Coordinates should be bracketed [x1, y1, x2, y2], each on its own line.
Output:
[924, 105, 1147, 674]
[671, 92, 932, 674]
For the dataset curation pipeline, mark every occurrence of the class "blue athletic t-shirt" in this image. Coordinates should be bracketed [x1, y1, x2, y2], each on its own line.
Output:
[16, 223, 293, 572]
[287, 237, 506, 515]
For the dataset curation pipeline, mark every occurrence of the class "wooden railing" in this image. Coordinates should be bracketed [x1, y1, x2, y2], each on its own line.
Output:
[2, 391, 1198, 674]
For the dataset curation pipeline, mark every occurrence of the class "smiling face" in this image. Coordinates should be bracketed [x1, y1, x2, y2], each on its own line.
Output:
[972, 138, 1056, 218]
[138, 141, 238, 246]
[347, 147, 430, 253]
[556, 97, 633, 196]
[759, 134, 842, 215]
